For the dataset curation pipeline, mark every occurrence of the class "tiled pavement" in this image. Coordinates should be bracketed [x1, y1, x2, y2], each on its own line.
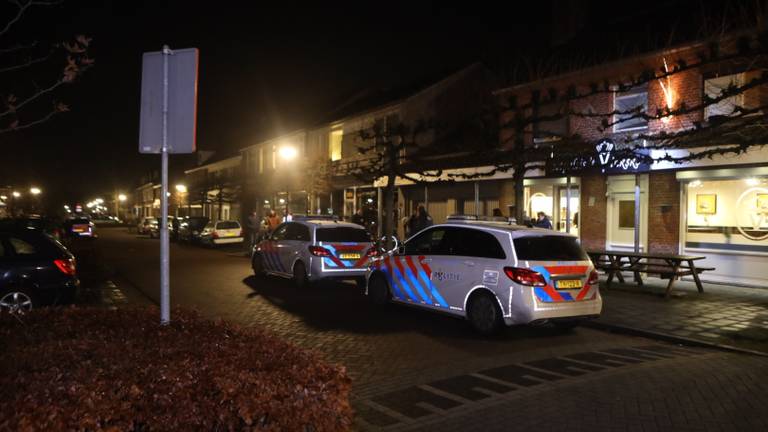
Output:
[89, 229, 768, 431]
[593, 277, 768, 354]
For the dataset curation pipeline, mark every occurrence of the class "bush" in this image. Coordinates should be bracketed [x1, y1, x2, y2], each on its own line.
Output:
[0, 307, 352, 431]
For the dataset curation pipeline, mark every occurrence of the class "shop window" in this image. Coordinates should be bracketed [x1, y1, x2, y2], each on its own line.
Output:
[686, 178, 768, 251]
[258, 147, 264, 173]
[330, 129, 343, 161]
[614, 87, 648, 131]
[704, 73, 744, 120]
[618, 200, 636, 229]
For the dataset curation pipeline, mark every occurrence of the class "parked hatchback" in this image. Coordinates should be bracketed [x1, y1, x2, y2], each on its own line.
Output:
[178, 216, 210, 243]
[0, 229, 79, 313]
[252, 217, 376, 288]
[201, 220, 243, 245]
[365, 217, 601, 334]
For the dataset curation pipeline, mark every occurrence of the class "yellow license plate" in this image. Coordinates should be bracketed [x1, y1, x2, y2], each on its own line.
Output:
[339, 253, 361, 260]
[556, 279, 582, 289]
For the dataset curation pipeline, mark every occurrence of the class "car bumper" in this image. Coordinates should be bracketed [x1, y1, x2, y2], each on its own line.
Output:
[505, 286, 603, 325]
[212, 237, 243, 244]
[308, 258, 368, 281]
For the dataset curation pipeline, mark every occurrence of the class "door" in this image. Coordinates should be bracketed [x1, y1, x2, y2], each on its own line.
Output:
[555, 185, 580, 236]
[282, 223, 310, 271]
[264, 224, 289, 274]
[398, 227, 452, 308]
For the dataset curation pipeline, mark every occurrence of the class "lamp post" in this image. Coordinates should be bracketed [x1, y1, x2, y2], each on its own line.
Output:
[29, 187, 41, 214]
[278, 144, 297, 219]
[175, 184, 187, 217]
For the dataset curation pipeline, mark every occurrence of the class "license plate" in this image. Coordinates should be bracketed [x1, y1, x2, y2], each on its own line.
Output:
[225, 232, 236, 237]
[556, 279, 582, 289]
[339, 253, 361, 260]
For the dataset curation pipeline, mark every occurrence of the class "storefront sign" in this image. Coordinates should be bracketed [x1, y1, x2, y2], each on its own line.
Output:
[595, 139, 650, 174]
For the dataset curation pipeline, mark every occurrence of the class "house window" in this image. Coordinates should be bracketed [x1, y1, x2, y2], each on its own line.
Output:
[258, 148, 263, 173]
[614, 87, 648, 132]
[330, 129, 343, 161]
[704, 73, 744, 120]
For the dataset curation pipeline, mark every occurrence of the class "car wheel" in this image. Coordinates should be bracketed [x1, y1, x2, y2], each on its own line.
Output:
[367, 275, 390, 306]
[467, 292, 502, 335]
[355, 277, 366, 291]
[0, 289, 35, 315]
[252, 254, 265, 278]
[293, 261, 308, 289]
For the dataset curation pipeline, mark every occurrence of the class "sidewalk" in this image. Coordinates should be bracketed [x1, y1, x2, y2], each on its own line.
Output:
[591, 276, 768, 354]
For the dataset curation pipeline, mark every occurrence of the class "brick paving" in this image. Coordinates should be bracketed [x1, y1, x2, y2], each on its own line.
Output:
[85, 228, 768, 431]
[594, 277, 768, 353]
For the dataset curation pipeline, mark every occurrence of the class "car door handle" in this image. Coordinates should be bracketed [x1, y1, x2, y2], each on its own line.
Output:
[463, 261, 475, 267]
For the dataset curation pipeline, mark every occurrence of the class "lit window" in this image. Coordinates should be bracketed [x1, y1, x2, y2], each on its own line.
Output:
[330, 129, 343, 161]
[258, 147, 263, 173]
[614, 87, 648, 132]
[271, 145, 276, 169]
[704, 73, 744, 120]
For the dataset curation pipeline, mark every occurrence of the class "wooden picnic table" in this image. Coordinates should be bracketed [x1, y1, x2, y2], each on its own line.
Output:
[586, 250, 714, 298]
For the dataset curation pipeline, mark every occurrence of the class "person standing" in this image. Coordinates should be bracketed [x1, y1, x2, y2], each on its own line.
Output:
[534, 211, 553, 229]
[351, 208, 365, 226]
[409, 205, 433, 234]
[265, 210, 280, 233]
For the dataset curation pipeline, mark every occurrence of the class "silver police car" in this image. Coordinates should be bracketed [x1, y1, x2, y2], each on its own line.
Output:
[365, 216, 601, 334]
[251, 216, 377, 288]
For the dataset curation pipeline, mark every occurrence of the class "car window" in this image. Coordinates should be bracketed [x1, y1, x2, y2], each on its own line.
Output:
[9, 237, 36, 255]
[271, 224, 288, 241]
[285, 223, 310, 241]
[448, 228, 507, 259]
[216, 221, 240, 230]
[315, 227, 370, 242]
[404, 228, 446, 255]
[513, 235, 588, 261]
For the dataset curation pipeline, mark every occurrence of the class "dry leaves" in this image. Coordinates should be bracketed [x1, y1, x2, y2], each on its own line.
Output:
[0, 307, 352, 431]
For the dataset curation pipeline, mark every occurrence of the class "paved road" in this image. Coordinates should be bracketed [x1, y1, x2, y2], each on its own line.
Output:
[91, 227, 768, 431]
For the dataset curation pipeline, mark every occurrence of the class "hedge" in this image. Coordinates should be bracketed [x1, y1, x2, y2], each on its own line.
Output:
[0, 307, 352, 431]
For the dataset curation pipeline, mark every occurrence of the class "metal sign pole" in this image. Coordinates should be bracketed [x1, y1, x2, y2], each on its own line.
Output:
[160, 45, 171, 324]
[634, 174, 641, 253]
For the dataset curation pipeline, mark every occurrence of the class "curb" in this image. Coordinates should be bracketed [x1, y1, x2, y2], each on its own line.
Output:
[584, 320, 768, 358]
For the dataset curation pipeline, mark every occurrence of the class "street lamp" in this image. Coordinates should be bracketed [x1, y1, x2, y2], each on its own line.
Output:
[12, 191, 20, 198]
[175, 184, 187, 193]
[30, 187, 41, 195]
[278, 145, 298, 161]
[118, 194, 127, 202]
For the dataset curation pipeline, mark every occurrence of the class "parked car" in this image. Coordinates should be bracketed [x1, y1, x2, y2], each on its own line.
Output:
[0, 216, 64, 240]
[178, 216, 209, 243]
[137, 216, 156, 235]
[0, 228, 79, 313]
[365, 216, 601, 334]
[200, 220, 244, 246]
[148, 216, 175, 239]
[251, 217, 376, 288]
[63, 217, 96, 239]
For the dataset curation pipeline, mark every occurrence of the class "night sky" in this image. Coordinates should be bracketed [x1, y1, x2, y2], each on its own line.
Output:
[2, 0, 713, 208]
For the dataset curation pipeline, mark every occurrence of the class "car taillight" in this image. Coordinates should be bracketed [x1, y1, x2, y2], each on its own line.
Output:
[587, 269, 599, 285]
[54, 258, 76, 276]
[365, 247, 379, 257]
[503, 267, 547, 287]
[309, 246, 331, 256]
[239, 229, 243, 237]
[212, 231, 219, 239]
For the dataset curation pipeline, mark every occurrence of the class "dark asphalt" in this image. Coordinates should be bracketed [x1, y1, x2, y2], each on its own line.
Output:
[87, 227, 768, 431]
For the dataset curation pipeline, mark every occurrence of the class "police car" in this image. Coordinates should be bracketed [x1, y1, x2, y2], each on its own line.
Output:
[251, 216, 377, 288]
[365, 216, 601, 334]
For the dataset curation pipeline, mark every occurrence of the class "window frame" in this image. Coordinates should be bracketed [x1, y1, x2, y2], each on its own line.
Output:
[329, 128, 343, 161]
[613, 87, 649, 132]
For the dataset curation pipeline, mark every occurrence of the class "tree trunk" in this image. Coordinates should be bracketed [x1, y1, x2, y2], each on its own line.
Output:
[218, 188, 224, 221]
[514, 163, 525, 223]
[384, 174, 396, 250]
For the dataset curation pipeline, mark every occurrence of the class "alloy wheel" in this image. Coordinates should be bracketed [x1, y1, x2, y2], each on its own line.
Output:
[0, 292, 34, 315]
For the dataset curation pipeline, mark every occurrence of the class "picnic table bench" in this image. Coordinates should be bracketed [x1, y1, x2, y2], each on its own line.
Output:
[586, 250, 715, 298]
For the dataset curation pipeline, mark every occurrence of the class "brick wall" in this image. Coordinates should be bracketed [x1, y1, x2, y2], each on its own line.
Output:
[647, 171, 680, 254]
[579, 174, 607, 250]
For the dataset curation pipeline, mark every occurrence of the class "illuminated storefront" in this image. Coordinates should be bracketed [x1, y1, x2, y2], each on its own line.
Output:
[678, 168, 768, 286]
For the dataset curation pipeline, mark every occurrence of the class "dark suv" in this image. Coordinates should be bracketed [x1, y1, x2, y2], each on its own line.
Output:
[0, 229, 79, 313]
